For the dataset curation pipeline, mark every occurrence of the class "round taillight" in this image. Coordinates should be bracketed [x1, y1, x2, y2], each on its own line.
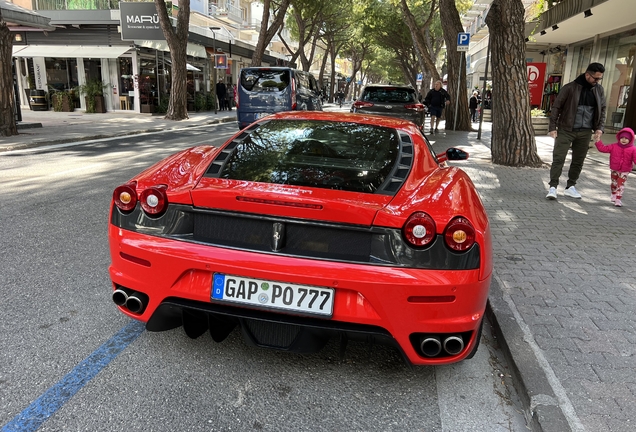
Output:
[139, 186, 168, 217]
[113, 183, 137, 212]
[444, 217, 476, 252]
[403, 212, 436, 248]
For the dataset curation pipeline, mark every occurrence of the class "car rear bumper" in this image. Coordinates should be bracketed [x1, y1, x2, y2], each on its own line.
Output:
[354, 109, 424, 127]
[109, 226, 490, 365]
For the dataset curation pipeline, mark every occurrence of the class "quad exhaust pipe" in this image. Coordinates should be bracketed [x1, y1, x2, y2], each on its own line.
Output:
[420, 335, 465, 357]
[112, 287, 149, 315]
[112, 288, 130, 306]
[443, 336, 464, 356]
[420, 336, 442, 357]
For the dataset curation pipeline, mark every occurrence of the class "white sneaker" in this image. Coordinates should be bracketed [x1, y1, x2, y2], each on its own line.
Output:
[546, 187, 557, 200]
[564, 186, 582, 198]
[611, 194, 617, 202]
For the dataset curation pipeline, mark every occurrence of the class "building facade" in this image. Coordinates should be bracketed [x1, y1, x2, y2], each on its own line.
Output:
[10, 0, 295, 113]
[463, 0, 636, 133]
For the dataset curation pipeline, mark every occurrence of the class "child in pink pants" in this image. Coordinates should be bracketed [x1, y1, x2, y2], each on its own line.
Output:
[595, 127, 636, 207]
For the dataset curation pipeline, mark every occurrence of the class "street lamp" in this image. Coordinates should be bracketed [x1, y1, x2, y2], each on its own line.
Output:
[210, 26, 221, 114]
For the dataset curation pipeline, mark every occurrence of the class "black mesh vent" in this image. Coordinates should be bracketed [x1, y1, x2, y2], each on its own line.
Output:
[285, 224, 371, 261]
[244, 319, 301, 348]
[194, 213, 271, 251]
[193, 213, 372, 260]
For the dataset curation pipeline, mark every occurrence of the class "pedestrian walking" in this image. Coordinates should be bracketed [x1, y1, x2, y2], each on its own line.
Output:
[216, 79, 227, 111]
[546, 62, 607, 200]
[424, 80, 450, 133]
[594, 127, 636, 207]
[337, 89, 345, 107]
[469, 91, 480, 122]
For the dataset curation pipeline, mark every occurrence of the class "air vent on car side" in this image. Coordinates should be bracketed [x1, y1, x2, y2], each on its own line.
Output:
[379, 132, 413, 194]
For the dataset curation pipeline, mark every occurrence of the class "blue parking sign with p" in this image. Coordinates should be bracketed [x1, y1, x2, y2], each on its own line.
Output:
[457, 32, 470, 51]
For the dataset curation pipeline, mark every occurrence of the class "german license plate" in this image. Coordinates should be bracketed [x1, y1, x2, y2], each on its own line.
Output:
[211, 274, 334, 317]
[256, 112, 269, 119]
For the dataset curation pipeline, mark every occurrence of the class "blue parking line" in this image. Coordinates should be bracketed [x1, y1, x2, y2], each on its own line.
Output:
[1, 320, 145, 432]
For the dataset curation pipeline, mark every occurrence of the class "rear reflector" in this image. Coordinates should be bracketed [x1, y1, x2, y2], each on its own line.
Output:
[120, 252, 151, 267]
[408, 296, 456, 303]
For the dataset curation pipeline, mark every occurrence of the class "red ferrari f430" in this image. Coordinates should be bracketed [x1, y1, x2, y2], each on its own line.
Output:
[108, 111, 492, 365]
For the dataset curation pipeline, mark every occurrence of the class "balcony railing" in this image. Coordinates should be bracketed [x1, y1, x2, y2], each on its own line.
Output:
[241, 19, 261, 31]
[36, 0, 118, 10]
[215, 2, 243, 23]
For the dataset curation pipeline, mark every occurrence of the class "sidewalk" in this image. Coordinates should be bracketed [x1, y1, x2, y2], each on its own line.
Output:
[3, 112, 633, 432]
[430, 124, 634, 432]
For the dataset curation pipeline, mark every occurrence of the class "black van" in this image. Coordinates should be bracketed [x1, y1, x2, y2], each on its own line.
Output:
[236, 67, 322, 129]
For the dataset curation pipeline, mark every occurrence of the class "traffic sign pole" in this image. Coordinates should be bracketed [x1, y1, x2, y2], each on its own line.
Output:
[453, 54, 462, 131]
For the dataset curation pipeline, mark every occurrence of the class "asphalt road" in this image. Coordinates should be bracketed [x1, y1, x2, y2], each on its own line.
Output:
[0, 123, 529, 431]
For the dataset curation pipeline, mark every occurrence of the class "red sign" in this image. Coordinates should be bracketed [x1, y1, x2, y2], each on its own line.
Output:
[215, 54, 228, 69]
[527, 62, 546, 107]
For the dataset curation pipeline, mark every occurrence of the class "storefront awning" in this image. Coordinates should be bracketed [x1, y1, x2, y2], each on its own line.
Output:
[135, 40, 208, 59]
[12, 45, 132, 59]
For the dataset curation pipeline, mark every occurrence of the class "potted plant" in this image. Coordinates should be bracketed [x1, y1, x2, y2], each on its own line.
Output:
[49, 86, 75, 112]
[77, 79, 107, 113]
[531, 108, 550, 135]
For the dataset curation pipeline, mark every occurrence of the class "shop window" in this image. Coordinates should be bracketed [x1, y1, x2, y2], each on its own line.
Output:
[45, 58, 78, 92]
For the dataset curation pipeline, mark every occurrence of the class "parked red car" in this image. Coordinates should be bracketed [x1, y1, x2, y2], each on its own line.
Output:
[108, 111, 492, 365]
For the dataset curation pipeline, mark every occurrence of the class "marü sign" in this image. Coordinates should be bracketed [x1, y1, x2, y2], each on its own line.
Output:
[120, 2, 165, 41]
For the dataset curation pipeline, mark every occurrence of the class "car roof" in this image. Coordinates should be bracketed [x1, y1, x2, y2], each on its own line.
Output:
[362, 84, 414, 89]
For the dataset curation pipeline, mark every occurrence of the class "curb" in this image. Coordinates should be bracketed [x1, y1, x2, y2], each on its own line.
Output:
[487, 276, 571, 432]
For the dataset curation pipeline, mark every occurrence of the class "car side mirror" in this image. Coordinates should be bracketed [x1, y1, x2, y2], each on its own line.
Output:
[436, 147, 469, 163]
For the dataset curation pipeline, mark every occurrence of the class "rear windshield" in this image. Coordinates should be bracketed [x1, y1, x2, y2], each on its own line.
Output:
[240, 69, 290, 93]
[218, 120, 400, 193]
[362, 87, 417, 103]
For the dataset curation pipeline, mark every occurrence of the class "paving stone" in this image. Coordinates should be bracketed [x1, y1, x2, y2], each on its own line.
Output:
[591, 364, 636, 384]
[428, 126, 636, 430]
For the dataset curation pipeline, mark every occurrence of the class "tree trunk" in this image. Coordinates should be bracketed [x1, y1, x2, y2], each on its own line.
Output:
[155, 0, 190, 120]
[251, 0, 291, 66]
[0, 22, 18, 136]
[398, 0, 440, 82]
[485, 0, 543, 167]
[439, 0, 471, 131]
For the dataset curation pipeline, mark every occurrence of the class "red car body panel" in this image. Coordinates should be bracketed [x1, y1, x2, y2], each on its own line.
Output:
[108, 111, 493, 365]
[109, 227, 489, 365]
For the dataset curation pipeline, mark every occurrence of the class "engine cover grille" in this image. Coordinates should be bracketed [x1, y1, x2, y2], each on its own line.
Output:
[193, 212, 372, 261]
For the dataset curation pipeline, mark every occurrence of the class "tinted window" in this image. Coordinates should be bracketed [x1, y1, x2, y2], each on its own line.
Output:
[362, 87, 417, 103]
[219, 120, 400, 193]
[240, 69, 290, 93]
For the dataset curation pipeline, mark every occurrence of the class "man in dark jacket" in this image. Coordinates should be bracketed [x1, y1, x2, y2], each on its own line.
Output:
[216, 79, 227, 111]
[546, 63, 607, 200]
[424, 80, 450, 133]
[469, 91, 480, 122]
